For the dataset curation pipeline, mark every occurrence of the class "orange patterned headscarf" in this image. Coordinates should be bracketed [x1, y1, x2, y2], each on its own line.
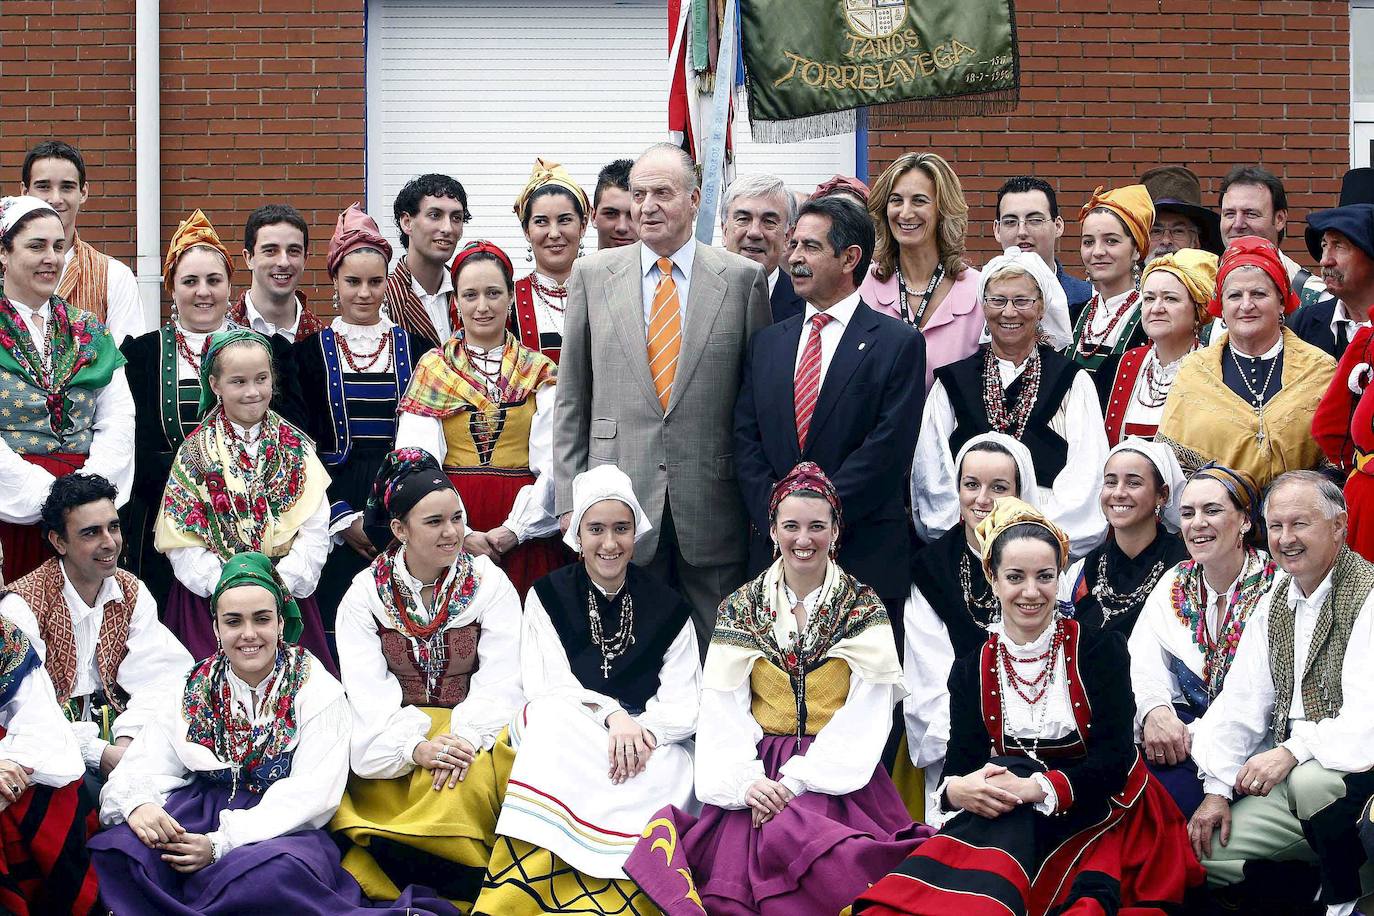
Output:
[1080, 184, 1155, 255]
[163, 209, 232, 293]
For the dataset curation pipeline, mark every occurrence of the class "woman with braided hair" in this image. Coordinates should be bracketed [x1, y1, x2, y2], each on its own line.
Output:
[331, 448, 523, 910]
[90, 553, 457, 914]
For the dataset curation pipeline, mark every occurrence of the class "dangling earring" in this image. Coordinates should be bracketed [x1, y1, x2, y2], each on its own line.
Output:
[828, 542, 838, 558]
[331, 291, 340, 312]
[577, 241, 585, 258]
[526, 245, 535, 263]
[772, 540, 780, 560]
[1131, 261, 1142, 289]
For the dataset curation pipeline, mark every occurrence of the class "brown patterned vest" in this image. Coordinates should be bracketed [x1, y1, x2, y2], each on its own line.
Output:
[377, 620, 481, 707]
[12, 558, 138, 711]
[1267, 548, 1374, 742]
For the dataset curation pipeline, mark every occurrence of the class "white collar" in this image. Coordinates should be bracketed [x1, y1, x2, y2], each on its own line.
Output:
[1331, 301, 1371, 332]
[804, 289, 861, 327]
[229, 418, 264, 443]
[175, 320, 229, 343]
[1201, 563, 1245, 608]
[532, 270, 566, 289]
[330, 315, 393, 341]
[1286, 565, 1337, 610]
[244, 291, 301, 336]
[395, 545, 464, 595]
[408, 263, 453, 299]
[8, 297, 50, 320]
[59, 561, 122, 619]
[993, 617, 1058, 656]
[640, 238, 696, 280]
[1093, 287, 1136, 308]
[1230, 334, 1284, 360]
[767, 267, 780, 295]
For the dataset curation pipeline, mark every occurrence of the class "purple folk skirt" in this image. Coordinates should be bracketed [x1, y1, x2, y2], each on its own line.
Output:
[89, 779, 459, 915]
[625, 734, 934, 915]
[165, 578, 338, 675]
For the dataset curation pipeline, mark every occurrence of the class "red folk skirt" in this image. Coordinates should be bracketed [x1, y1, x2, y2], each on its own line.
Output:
[0, 452, 86, 584]
[446, 467, 568, 598]
[0, 776, 100, 915]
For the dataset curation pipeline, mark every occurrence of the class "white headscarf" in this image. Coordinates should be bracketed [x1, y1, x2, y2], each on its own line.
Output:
[976, 246, 1072, 350]
[1106, 437, 1185, 533]
[0, 196, 58, 238]
[562, 464, 653, 552]
[953, 432, 1041, 514]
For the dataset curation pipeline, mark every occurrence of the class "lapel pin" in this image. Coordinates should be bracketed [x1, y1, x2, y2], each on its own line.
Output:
[858, 342, 866, 350]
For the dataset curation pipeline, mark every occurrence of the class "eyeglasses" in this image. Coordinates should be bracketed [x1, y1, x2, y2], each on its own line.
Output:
[1149, 225, 1196, 243]
[996, 216, 1051, 231]
[983, 295, 1042, 311]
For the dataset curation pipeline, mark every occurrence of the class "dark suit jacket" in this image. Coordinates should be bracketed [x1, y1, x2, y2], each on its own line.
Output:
[733, 298, 925, 600]
[769, 270, 806, 323]
[1287, 295, 1345, 359]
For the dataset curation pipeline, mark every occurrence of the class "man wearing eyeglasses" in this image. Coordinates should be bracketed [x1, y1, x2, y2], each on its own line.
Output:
[993, 177, 1093, 312]
[1140, 166, 1226, 260]
[385, 173, 471, 343]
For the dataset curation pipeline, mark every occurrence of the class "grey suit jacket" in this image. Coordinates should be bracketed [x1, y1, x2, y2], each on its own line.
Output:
[554, 240, 770, 567]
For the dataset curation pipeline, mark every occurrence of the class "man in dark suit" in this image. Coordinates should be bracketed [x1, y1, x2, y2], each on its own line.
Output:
[721, 173, 805, 323]
[733, 195, 925, 641]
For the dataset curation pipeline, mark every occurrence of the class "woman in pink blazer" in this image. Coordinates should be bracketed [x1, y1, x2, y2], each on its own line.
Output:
[860, 152, 983, 391]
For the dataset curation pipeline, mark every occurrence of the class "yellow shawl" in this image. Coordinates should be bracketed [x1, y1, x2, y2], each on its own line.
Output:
[1157, 327, 1335, 489]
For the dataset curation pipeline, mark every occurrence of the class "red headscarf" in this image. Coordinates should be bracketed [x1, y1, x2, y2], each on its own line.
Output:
[326, 202, 392, 278]
[448, 240, 513, 287]
[769, 461, 843, 532]
[811, 174, 870, 206]
[1208, 234, 1301, 318]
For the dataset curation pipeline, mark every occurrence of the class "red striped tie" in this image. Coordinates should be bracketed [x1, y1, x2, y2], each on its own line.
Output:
[794, 312, 834, 450]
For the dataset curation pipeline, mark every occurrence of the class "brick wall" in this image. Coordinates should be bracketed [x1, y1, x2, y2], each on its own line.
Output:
[868, 0, 1353, 271]
[0, 0, 367, 316]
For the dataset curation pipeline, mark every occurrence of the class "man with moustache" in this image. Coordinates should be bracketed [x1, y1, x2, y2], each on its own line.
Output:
[592, 159, 637, 250]
[733, 195, 923, 640]
[1288, 173, 1374, 359]
[1220, 165, 1328, 309]
[384, 173, 470, 342]
[1189, 471, 1374, 916]
[993, 175, 1093, 311]
[721, 173, 804, 322]
[229, 203, 324, 342]
[0, 474, 190, 780]
[555, 142, 770, 642]
[16, 140, 144, 344]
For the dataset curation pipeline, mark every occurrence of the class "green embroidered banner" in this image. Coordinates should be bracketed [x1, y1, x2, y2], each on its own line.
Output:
[739, 0, 1019, 140]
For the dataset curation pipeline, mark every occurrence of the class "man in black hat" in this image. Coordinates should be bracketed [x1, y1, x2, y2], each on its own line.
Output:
[1290, 203, 1374, 359]
[1140, 165, 1226, 259]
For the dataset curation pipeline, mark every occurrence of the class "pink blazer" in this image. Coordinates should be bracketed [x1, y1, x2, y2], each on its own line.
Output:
[859, 263, 985, 391]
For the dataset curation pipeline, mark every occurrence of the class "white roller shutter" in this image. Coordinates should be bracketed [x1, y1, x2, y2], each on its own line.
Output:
[365, 0, 857, 257]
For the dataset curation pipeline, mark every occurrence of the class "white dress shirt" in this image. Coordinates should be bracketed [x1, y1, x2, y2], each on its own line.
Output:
[1, 569, 193, 768]
[1191, 568, 1374, 799]
[165, 418, 330, 598]
[767, 267, 780, 296]
[0, 654, 84, 786]
[60, 246, 145, 345]
[242, 291, 302, 340]
[0, 297, 136, 524]
[792, 291, 861, 387]
[639, 238, 695, 327]
[1083, 288, 1140, 350]
[912, 354, 1109, 558]
[335, 551, 525, 775]
[410, 266, 455, 343]
[1329, 301, 1371, 349]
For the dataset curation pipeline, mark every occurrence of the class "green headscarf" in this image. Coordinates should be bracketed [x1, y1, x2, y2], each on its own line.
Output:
[199, 328, 273, 416]
[210, 551, 302, 645]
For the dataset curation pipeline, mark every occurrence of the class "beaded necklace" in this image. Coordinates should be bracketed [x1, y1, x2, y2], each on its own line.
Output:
[958, 552, 1000, 623]
[1075, 290, 1140, 359]
[997, 618, 1065, 766]
[529, 274, 568, 315]
[337, 328, 392, 372]
[1170, 548, 1275, 696]
[587, 584, 635, 678]
[982, 345, 1042, 438]
[1136, 342, 1195, 409]
[372, 545, 479, 698]
[1227, 345, 1280, 448]
[175, 328, 208, 372]
[1093, 550, 1170, 623]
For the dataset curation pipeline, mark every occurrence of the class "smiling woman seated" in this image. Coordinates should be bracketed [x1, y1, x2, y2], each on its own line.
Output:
[855, 498, 1203, 916]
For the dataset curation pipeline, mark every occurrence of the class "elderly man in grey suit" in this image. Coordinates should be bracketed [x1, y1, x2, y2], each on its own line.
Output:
[555, 142, 771, 640]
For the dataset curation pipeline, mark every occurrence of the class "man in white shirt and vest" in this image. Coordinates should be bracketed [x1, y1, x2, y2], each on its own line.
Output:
[1189, 470, 1374, 916]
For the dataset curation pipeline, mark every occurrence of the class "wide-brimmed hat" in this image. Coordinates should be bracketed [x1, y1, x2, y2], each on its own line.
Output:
[1140, 166, 1225, 255]
[1339, 168, 1374, 207]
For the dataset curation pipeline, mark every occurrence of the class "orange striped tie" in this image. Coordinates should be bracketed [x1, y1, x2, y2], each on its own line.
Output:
[647, 257, 682, 410]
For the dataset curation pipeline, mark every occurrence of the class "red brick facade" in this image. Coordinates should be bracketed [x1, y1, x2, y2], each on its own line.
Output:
[0, 0, 367, 312]
[870, 0, 1354, 267]
[0, 0, 1353, 303]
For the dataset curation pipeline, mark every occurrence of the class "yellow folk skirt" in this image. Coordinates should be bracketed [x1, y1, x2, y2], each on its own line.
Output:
[330, 707, 514, 910]
[474, 836, 661, 915]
